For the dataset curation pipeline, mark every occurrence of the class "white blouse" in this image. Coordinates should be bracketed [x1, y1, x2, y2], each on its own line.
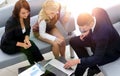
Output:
[22, 27, 26, 34]
[39, 20, 56, 41]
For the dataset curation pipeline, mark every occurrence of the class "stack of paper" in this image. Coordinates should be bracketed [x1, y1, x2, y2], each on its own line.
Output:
[18, 64, 45, 76]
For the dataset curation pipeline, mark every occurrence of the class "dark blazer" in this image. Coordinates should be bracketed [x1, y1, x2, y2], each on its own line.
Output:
[1, 16, 31, 53]
[81, 8, 120, 66]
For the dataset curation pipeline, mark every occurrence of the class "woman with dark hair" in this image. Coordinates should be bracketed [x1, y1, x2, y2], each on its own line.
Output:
[0, 0, 44, 65]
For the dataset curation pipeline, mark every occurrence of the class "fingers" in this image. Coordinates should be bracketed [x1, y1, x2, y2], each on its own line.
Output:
[80, 34, 85, 41]
[64, 60, 73, 69]
[80, 32, 88, 41]
[23, 43, 31, 49]
[64, 59, 79, 69]
[24, 39, 31, 47]
[24, 44, 29, 49]
[55, 38, 63, 46]
[64, 62, 71, 69]
[27, 41, 31, 46]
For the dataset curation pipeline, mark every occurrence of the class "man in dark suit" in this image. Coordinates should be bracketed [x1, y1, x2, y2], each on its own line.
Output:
[64, 8, 120, 76]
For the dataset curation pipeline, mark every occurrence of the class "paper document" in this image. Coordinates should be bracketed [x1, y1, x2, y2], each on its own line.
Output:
[44, 59, 74, 76]
[18, 64, 45, 76]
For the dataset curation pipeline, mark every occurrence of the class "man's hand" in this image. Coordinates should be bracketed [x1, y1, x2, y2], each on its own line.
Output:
[80, 31, 90, 41]
[64, 59, 80, 69]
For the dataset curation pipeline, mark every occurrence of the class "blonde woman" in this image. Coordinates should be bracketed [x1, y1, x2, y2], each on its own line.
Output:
[32, 0, 66, 58]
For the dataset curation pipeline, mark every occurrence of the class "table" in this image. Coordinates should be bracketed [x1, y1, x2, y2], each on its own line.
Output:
[18, 57, 75, 76]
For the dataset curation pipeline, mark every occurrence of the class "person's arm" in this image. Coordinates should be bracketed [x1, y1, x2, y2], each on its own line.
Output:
[23, 19, 31, 46]
[16, 41, 29, 49]
[81, 36, 108, 66]
[25, 24, 31, 36]
[64, 36, 108, 69]
[39, 20, 56, 41]
[16, 42, 24, 47]
[59, 3, 71, 25]
[4, 19, 18, 47]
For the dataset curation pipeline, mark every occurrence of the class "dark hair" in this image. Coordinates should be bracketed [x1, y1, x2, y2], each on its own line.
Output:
[12, 0, 30, 25]
[77, 13, 93, 26]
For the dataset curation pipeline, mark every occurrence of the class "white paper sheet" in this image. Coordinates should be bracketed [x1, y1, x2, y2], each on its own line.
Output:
[18, 64, 45, 76]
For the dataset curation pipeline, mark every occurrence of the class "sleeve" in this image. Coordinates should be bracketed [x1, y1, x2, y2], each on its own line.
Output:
[80, 36, 108, 66]
[39, 20, 56, 41]
[4, 19, 17, 46]
[59, 3, 73, 31]
[25, 26, 31, 36]
[24, 19, 31, 36]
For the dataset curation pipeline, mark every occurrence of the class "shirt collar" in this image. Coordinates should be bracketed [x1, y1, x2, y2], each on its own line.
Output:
[91, 17, 96, 32]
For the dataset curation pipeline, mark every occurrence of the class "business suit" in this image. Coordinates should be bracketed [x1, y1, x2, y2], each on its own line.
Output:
[70, 8, 120, 76]
[1, 16, 44, 64]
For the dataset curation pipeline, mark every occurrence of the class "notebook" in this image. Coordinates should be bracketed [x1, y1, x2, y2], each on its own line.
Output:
[44, 59, 74, 76]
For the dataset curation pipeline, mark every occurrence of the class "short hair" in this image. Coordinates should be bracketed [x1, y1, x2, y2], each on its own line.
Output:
[77, 13, 93, 26]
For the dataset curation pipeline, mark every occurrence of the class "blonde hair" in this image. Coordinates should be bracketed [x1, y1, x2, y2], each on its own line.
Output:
[77, 13, 94, 26]
[38, 0, 60, 22]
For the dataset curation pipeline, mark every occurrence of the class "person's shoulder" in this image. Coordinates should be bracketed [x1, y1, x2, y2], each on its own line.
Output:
[7, 16, 18, 25]
[8, 16, 17, 22]
[5, 16, 18, 28]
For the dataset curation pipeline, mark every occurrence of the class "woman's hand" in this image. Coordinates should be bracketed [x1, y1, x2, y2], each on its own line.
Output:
[64, 59, 80, 69]
[16, 42, 30, 49]
[22, 43, 30, 49]
[55, 38, 63, 46]
[24, 35, 31, 47]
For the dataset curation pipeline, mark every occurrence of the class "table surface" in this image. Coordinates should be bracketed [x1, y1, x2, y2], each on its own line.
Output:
[18, 57, 74, 76]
